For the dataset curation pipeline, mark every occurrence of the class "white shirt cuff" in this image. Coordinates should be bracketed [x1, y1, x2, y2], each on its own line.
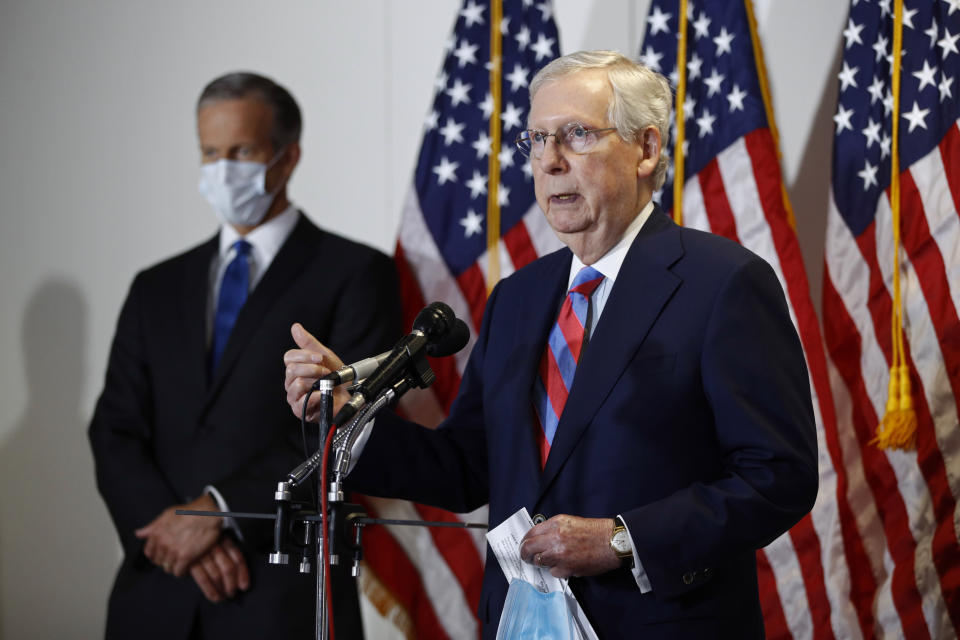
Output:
[345, 419, 374, 474]
[204, 485, 244, 541]
[618, 514, 651, 593]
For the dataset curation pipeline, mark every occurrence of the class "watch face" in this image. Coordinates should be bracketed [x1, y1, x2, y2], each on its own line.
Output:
[612, 529, 631, 555]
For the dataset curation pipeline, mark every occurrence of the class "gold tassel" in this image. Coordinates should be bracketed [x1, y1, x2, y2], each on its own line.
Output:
[874, 364, 917, 450]
[873, 0, 917, 451]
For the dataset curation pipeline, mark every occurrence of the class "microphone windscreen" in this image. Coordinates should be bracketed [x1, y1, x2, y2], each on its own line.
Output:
[426, 318, 470, 357]
[413, 301, 455, 337]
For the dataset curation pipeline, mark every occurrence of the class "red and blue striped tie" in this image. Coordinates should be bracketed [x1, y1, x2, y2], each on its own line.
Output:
[532, 266, 605, 468]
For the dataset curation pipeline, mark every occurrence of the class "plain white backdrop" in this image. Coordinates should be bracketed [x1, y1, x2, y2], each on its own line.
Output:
[0, 1, 847, 637]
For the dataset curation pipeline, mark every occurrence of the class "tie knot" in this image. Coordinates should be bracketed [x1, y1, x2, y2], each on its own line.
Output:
[569, 266, 604, 298]
[232, 239, 252, 257]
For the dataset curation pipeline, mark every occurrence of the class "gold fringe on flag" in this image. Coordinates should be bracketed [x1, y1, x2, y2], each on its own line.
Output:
[672, 0, 689, 225]
[359, 562, 416, 640]
[486, 0, 504, 293]
[873, 0, 918, 450]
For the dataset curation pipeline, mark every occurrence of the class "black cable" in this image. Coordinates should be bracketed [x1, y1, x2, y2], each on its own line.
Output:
[300, 387, 317, 507]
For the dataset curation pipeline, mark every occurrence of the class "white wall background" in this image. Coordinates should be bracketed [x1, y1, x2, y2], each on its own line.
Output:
[0, 1, 847, 637]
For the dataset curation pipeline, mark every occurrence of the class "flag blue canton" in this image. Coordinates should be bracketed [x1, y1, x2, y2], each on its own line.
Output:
[832, 0, 960, 236]
[413, 0, 559, 277]
[642, 0, 769, 213]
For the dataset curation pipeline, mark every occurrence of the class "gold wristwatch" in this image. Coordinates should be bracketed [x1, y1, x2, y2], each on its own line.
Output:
[610, 516, 634, 568]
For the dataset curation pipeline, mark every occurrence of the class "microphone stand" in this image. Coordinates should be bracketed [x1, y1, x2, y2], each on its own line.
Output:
[269, 377, 337, 640]
[177, 351, 481, 639]
[282, 366, 427, 640]
[314, 378, 334, 640]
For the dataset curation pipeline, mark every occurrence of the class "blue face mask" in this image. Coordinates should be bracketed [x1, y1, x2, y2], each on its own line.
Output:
[198, 151, 284, 227]
[496, 578, 575, 640]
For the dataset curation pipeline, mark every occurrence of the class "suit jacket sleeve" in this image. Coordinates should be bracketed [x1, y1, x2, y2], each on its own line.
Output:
[89, 273, 182, 556]
[626, 255, 818, 600]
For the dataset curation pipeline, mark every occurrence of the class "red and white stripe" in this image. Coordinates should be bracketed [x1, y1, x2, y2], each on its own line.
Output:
[822, 117, 960, 639]
[358, 496, 485, 640]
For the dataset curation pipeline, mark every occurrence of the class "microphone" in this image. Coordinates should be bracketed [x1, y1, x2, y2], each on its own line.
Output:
[332, 302, 463, 425]
[427, 318, 469, 357]
[319, 318, 468, 387]
[320, 352, 391, 387]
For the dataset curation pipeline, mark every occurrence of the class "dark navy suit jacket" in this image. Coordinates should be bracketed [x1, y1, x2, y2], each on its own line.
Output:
[90, 213, 402, 639]
[351, 206, 818, 639]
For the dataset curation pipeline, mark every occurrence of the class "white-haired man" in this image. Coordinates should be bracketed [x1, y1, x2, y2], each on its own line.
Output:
[286, 50, 818, 639]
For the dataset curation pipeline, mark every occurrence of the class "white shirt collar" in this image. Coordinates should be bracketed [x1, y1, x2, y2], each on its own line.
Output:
[218, 203, 299, 281]
[568, 200, 655, 288]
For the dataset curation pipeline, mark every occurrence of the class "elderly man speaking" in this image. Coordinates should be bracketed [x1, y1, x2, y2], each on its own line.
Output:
[285, 50, 818, 639]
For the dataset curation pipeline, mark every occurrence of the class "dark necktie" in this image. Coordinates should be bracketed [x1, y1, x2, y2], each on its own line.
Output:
[210, 239, 252, 375]
[532, 266, 605, 468]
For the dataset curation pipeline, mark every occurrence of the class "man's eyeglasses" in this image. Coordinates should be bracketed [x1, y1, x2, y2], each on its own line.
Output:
[515, 122, 618, 158]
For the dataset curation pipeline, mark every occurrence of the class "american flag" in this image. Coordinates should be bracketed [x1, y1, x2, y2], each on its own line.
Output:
[822, 0, 960, 637]
[641, 0, 861, 637]
[358, 1, 561, 637]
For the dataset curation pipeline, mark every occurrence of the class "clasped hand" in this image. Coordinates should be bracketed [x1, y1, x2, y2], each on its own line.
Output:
[135, 494, 250, 602]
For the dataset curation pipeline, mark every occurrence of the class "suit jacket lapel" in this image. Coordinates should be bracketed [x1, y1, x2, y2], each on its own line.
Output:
[537, 209, 684, 504]
[204, 213, 322, 413]
[179, 235, 218, 405]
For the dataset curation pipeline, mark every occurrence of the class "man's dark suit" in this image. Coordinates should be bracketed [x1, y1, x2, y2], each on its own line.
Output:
[90, 212, 401, 639]
[349, 207, 819, 639]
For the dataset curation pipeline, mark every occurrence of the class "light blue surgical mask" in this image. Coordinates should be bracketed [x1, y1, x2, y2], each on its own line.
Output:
[198, 151, 284, 227]
[496, 579, 575, 640]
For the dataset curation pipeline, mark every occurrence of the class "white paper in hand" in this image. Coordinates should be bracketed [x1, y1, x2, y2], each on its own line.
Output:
[485, 506, 563, 593]
[486, 507, 600, 640]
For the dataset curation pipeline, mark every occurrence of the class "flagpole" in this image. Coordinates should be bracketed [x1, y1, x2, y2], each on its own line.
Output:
[743, 0, 798, 231]
[486, 0, 503, 292]
[673, 0, 689, 225]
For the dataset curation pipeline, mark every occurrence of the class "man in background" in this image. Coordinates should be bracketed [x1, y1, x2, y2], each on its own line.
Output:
[89, 72, 400, 638]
